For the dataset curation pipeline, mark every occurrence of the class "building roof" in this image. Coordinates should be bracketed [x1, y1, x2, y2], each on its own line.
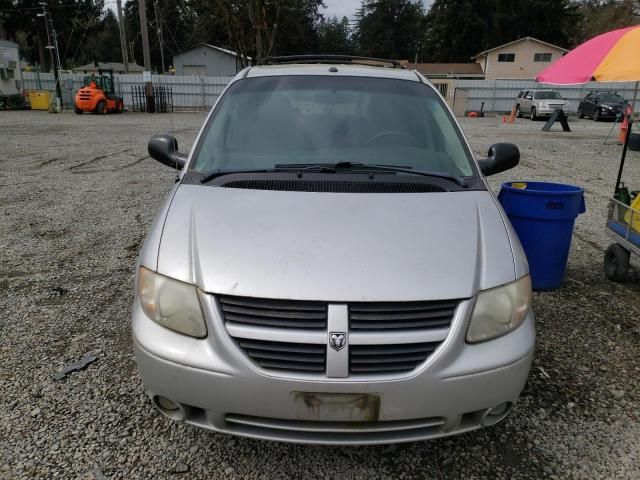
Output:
[73, 62, 144, 72]
[406, 63, 484, 76]
[0, 39, 19, 49]
[175, 44, 252, 60]
[473, 37, 569, 59]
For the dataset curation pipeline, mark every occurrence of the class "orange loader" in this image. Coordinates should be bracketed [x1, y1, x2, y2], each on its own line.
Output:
[74, 68, 124, 114]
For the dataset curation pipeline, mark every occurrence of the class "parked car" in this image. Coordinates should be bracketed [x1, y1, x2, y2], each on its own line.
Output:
[578, 91, 626, 121]
[516, 89, 570, 120]
[134, 56, 535, 445]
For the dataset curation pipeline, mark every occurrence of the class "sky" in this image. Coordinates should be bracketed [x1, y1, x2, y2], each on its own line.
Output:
[321, 0, 434, 20]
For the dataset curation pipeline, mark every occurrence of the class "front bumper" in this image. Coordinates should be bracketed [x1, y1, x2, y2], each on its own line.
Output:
[537, 107, 570, 116]
[132, 295, 535, 445]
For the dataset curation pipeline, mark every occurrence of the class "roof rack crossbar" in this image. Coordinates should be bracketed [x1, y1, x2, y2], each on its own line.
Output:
[260, 55, 405, 69]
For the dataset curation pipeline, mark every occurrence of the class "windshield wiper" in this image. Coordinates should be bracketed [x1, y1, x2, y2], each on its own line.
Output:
[200, 168, 285, 183]
[275, 162, 468, 188]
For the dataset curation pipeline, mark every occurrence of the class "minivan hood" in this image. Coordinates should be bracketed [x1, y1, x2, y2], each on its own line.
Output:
[154, 185, 517, 301]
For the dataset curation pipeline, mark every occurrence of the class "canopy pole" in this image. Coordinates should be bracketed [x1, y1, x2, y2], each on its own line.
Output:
[614, 120, 633, 195]
[631, 81, 639, 115]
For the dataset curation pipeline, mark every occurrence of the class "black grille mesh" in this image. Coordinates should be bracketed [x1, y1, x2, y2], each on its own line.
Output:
[349, 300, 458, 331]
[220, 296, 327, 329]
[350, 342, 439, 374]
[221, 179, 447, 193]
[237, 338, 326, 372]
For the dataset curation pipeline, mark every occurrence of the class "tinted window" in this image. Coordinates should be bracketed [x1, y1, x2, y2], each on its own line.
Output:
[191, 76, 475, 177]
[599, 93, 624, 103]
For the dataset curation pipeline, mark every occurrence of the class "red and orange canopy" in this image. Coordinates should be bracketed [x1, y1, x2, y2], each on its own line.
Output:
[537, 25, 640, 84]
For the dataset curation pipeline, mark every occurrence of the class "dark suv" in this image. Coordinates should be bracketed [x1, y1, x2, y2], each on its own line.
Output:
[578, 92, 625, 121]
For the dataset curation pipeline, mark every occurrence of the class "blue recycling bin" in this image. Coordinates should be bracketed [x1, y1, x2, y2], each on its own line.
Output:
[498, 182, 586, 290]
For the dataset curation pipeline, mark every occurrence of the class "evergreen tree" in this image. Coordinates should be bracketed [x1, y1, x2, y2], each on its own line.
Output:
[355, 0, 425, 59]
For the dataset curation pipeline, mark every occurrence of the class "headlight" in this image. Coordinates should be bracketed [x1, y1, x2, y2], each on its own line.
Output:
[466, 276, 532, 343]
[603, 105, 613, 110]
[539, 102, 549, 109]
[137, 266, 207, 338]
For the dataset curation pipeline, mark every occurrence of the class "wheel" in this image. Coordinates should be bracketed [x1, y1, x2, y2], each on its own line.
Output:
[116, 101, 124, 113]
[593, 108, 600, 121]
[530, 107, 537, 121]
[73, 104, 83, 115]
[95, 101, 106, 115]
[577, 107, 584, 119]
[604, 243, 630, 282]
[516, 105, 522, 118]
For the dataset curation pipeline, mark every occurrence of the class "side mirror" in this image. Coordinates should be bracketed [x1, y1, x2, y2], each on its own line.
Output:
[478, 143, 520, 176]
[148, 134, 187, 169]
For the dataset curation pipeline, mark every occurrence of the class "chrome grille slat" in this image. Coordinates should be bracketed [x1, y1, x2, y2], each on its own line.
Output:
[237, 339, 324, 354]
[350, 320, 451, 330]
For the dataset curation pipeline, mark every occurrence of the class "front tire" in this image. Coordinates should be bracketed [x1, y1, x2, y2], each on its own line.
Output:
[604, 243, 630, 282]
[516, 105, 522, 118]
[95, 101, 106, 115]
[577, 107, 584, 119]
[74, 104, 83, 115]
[530, 107, 537, 121]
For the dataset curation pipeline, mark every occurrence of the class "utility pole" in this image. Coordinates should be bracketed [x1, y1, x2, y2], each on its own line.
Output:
[116, 0, 129, 73]
[153, 0, 165, 73]
[37, 3, 62, 112]
[138, 0, 155, 112]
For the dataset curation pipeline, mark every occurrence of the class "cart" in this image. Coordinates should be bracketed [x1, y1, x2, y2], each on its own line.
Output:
[604, 121, 640, 281]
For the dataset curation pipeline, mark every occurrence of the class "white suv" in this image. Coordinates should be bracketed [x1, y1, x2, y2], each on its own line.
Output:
[517, 89, 570, 120]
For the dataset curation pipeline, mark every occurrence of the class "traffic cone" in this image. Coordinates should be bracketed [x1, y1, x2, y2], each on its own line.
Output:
[618, 114, 629, 143]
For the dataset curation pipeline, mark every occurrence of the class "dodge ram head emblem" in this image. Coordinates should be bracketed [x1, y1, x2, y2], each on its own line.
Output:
[329, 332, 346, 351]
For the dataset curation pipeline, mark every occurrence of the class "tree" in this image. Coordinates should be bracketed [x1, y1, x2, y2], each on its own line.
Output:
[355, 0, 425, 59]
[574, 0, 640, 43]
[423, 0, 581, 62]
[317, 15, 353, 53]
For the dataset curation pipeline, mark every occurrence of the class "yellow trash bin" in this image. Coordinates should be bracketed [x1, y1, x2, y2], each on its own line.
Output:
[28, 90, 52, 110]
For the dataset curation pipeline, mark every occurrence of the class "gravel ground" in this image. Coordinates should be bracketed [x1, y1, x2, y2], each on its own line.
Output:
[1, 110, 639, 480]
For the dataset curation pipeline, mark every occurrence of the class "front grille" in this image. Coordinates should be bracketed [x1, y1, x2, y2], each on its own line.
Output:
[221, 294, 458, 377]
[220, 179, 447, 193]
[350, 342, 439, 374]
[236, 338, 326, 372]
[349, 300, 457, 331]
[219, 295, 327, 329]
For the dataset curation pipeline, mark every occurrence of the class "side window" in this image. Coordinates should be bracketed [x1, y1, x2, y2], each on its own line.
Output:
[525, 91, 533, 100]
[534, 53, 552, 62]
[498, 53, 516, 62]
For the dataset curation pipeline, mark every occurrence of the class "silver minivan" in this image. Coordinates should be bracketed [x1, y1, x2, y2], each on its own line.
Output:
[133, 57, 535, 445]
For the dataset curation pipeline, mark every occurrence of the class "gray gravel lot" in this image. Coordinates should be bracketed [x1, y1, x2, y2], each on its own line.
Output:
[1, 111, 639, 479]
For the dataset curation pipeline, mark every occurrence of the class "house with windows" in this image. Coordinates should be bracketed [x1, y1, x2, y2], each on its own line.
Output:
[472, 37, 568, 80]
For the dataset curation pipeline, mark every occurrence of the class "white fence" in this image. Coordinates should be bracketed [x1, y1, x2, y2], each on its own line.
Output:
[22, 72, 232, 110]
[21, 72, 639, 114]
[455, 79, 640, 113]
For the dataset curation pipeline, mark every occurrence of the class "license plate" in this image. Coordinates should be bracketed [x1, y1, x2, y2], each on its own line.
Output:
[291, 392, 380, 422]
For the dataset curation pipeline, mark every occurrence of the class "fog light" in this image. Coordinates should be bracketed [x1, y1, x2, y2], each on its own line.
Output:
[156, 396, 179, 411]
[152, 395, 188, 421]
[481, 402, 513, 427]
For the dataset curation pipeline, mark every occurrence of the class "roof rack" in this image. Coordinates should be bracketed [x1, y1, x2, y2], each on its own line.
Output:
[260, 55, 405, 69]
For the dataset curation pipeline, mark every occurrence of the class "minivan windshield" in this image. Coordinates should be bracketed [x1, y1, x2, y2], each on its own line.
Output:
[190, 76, 475, 177]
[534, 91, 563, 100]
